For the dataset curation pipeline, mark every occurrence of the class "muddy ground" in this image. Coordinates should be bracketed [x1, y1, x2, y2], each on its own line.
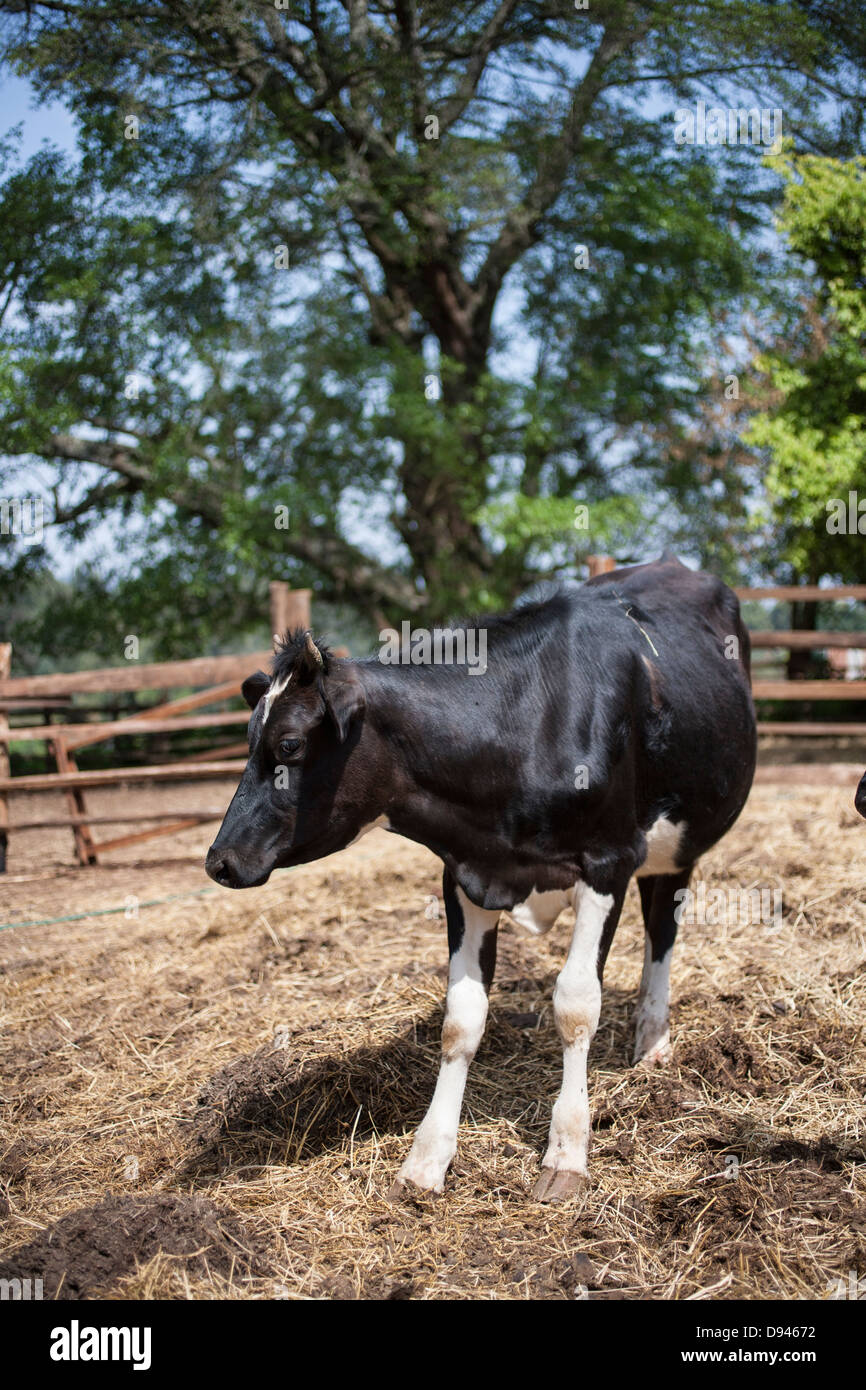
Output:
[0, 779, 864, 1300]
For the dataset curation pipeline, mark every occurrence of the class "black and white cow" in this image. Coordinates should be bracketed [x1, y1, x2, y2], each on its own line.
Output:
[206, 554, 757, 1200]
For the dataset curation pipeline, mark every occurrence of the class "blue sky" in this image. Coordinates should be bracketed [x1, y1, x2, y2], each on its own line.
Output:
[0, 71, 78, 158]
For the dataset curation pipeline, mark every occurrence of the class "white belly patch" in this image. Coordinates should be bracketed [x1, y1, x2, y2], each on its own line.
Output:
[507, 818, 685, 932]
[635, 815, 686, 878]
[508, 887, 575, 936]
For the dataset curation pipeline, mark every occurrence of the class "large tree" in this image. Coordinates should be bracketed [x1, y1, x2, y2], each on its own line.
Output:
[2, 0, 866, 651]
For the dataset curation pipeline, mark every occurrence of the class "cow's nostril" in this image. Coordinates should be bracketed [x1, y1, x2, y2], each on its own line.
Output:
[206, 844, 270, 889]
[206, 848, 236, 886]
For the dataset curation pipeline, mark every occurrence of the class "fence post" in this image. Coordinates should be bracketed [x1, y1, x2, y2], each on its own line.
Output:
[587, 554, 616, 577]
[0, 643, 10, 873]
[52, 736, 98, 867]
[269, 584, 312, 648]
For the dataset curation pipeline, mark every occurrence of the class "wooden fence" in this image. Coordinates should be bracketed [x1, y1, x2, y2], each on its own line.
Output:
[0, 583, 311, 872]
[734, 583, 866, 736]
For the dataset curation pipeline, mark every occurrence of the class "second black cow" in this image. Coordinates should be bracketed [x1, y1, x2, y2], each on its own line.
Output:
[206, 554, 757, 1200]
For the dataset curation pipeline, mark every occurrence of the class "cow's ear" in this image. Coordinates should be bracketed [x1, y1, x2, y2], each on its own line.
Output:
[322, 665, 365, 742]
[241, 670, 270, 710]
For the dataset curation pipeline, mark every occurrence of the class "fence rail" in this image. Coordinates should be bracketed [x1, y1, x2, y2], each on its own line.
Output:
[752, 680, 866, 699]
[749, 630, 866, 650]
[0, 652, 271, 699]
[7, 710, 250, 744]
[735, 584, 866, 601]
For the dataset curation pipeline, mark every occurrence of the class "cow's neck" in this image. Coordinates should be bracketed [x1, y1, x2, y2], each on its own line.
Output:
[358, 662, 571, 907]
[360, 661, 495, 799]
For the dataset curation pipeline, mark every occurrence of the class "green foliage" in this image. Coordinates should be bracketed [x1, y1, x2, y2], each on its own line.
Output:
[744, 150, 866, 578]
[478, 493, 644, 561]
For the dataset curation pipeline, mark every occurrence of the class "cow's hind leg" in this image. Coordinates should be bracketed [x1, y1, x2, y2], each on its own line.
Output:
[633, 868, 691, 1067]
[533, 876, 627, 1203]
[389, 870, 499, 1197]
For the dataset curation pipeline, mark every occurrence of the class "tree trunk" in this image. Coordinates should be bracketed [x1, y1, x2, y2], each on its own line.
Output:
[393, 329, 495, 618]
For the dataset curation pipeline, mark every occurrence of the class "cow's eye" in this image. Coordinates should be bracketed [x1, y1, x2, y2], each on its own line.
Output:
[278, 737, 303, 760]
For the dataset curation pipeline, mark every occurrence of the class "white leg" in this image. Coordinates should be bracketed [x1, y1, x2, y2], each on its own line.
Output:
[633, 871, 685, 1067]
[633, 938, 672, 1066]
[391, 886, 499, 1195]
[533, 880, 614, 1202]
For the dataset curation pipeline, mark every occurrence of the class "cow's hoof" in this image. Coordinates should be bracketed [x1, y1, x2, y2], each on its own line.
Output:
[532, 1167, 587, 1203]
[633, 1032, 671, 1068]
[387, 1176, 442, 1203]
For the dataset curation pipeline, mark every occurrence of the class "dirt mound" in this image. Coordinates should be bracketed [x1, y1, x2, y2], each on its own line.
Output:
[652, 1179, 760, 1241]
[650, 1161, 866, 1278]
[677, 1024, 763, 1094]
[0, 1193, 264, 1299]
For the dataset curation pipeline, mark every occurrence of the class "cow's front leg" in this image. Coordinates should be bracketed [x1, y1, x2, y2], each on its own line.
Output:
[390, 871, 499, 1196]
[533, 877, 626, 1203]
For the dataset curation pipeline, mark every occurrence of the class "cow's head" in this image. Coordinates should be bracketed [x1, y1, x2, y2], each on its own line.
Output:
[205, 630, 370, 888]
[856, 770, 866, 820]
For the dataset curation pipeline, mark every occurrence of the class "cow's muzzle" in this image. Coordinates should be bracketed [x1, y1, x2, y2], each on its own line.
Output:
[205, 844, 272, 889]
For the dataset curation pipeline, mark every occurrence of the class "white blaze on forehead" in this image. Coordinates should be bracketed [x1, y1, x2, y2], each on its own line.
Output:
[262, 672, 292, 724]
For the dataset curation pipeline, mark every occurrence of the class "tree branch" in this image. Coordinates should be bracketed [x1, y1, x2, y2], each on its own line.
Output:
[32, 432, 423, 612]
[437, 0, 521, 136]
[473, 18, 644, 327]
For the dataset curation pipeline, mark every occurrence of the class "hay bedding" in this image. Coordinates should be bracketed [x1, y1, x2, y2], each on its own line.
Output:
[0, 783, 864, 1300]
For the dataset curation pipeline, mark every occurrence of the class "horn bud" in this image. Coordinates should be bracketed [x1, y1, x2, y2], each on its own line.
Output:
[304, 630, 324, 668]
